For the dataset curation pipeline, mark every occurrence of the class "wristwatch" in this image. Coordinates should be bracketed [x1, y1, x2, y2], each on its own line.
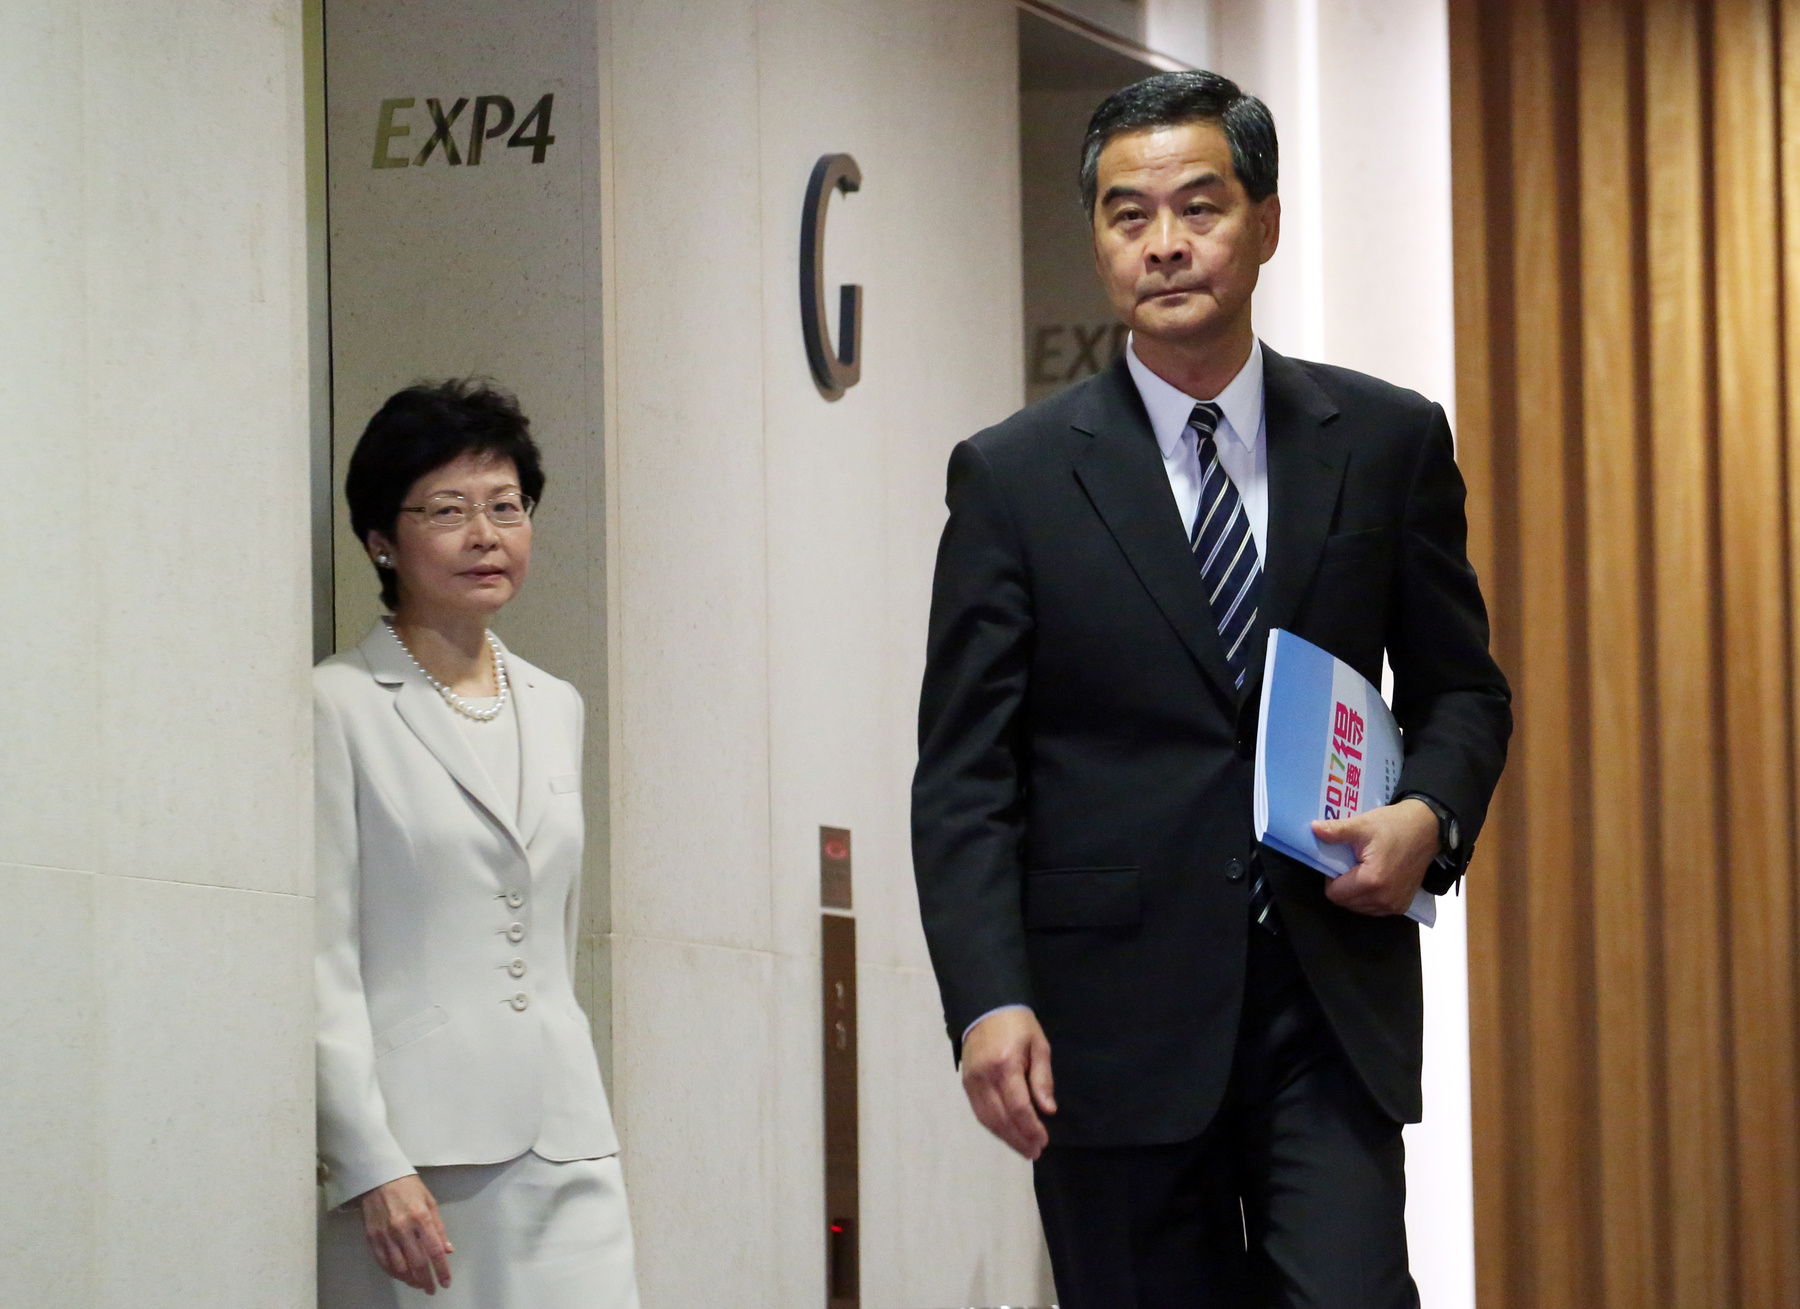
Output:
[1397, 791, 1460, 868]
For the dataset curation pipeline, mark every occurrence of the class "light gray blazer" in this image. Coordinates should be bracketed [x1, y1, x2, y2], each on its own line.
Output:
[314, 622, 617, 1210]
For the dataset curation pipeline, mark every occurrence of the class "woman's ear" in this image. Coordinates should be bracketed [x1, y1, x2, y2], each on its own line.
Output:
[367, 531, 396, 570]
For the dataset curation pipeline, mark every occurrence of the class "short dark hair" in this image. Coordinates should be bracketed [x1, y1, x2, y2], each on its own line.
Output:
[1079, 70, 1279, 214]
[345, 378, 545, 610]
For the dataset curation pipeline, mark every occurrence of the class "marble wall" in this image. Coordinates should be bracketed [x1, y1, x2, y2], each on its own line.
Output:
[0, 2, 316, 1307]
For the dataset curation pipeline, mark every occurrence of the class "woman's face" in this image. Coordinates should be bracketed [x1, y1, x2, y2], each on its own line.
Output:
[368, 452, 533, 620]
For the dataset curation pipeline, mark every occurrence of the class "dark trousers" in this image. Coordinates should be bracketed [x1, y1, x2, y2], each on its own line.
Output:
[1034, 926, 1418, 1309]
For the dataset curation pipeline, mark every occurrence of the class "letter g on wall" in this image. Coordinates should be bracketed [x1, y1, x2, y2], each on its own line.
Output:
[801, 153, 863, 400]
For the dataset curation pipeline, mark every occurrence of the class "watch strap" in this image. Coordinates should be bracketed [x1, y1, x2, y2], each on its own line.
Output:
[1396, 791, 1464, 889]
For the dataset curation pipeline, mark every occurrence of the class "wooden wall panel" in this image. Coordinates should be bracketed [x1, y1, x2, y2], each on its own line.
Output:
[1781, 29, 1800, 1282]
[1575, 5, 1661, 1307]
[1453, 1, 1800, 1304]
[1642, 4, 1734, 1302]
[1446, 4, 1516, 1307]
[1508, 6, 1591, 1306]
[1712, 4, 1800, 1300]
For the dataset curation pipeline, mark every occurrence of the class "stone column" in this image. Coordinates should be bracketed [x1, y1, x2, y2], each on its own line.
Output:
[0, 2, 316, 1306]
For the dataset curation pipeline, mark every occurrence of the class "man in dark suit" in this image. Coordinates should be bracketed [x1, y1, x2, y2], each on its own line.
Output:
[912, 72, 1510, 1307]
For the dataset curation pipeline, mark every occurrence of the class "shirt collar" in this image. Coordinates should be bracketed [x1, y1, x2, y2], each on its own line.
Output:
[1125, 335, 1265, 458]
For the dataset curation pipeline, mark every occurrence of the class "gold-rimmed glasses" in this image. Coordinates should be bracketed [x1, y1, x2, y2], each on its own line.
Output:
[399, 490, 536, 529]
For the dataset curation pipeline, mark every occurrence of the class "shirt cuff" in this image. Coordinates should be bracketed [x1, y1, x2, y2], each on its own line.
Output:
[961, 1003, 1033, 1046]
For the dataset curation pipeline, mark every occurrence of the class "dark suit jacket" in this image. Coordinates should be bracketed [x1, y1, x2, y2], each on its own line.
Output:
[911, 348, 1510, 1142]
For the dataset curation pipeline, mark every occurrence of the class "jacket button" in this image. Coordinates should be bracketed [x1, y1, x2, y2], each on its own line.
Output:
[506, 922, 525, 942]
[506, 891, 525, 908]
[509, 958, 527, 978]
[1226, 858, 1246, 882]
[510, 993, 530, 1012]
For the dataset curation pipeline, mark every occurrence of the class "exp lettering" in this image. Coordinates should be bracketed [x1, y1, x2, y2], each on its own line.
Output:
[371, 94, 556, 169]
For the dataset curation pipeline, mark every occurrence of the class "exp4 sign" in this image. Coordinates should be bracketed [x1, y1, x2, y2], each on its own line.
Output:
[371, 94, 556, 169]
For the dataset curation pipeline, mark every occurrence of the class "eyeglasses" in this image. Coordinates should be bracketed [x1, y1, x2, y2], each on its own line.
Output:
[400, 491, 536, 529]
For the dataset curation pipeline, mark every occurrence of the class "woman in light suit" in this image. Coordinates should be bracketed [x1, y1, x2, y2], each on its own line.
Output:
[316, 380, 638, 1306]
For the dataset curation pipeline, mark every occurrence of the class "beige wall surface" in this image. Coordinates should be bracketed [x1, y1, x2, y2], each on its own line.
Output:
[322, 0, 605, 671]
[1020, 86, 1128, 408]
[603, 0, 1049, 1302]
[1039, 0, 1213, 65]
[0, 2, 316, 1307]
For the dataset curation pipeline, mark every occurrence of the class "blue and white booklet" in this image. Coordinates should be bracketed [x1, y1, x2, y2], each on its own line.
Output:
[1253, 628, 1436, 927]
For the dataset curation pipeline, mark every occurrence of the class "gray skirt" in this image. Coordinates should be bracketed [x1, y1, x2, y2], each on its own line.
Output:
[318, 1153, 639, 1309]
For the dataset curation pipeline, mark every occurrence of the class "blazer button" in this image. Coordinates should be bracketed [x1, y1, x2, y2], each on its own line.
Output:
[510, 993, 530, 1011]
[509, 958, 527, 978]
[507, 922, 525, 942]
[1226, 858, 1246, 882]
[506, 891, 525, 908]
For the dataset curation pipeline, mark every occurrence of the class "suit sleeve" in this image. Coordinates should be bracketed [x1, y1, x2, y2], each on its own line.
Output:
[314, 683, 416, 1208]
[912, 439, 1036, 1058]
[1388, 403, 1513, 879]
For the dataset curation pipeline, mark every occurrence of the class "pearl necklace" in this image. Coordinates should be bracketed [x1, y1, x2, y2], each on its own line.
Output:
[388, 621, 510, 722]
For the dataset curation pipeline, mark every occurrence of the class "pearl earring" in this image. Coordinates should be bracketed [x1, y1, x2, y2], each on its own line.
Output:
[377, 554, 392, 568]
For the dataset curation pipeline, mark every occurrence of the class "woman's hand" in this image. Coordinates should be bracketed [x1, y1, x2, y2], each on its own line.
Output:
[358, 1174, 454, 1293]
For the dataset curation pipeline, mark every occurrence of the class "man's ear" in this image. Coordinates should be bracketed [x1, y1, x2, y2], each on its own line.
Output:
[1257, 194, 1282, 265]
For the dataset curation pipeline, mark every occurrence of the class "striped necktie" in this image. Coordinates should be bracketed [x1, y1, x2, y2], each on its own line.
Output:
[1187, 402, 1262, 690]
[1186, 401, 1278, 935]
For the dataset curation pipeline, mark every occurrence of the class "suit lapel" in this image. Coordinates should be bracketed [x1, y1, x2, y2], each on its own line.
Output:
[506, 647, 551, 851]
[1071, 359, 1240, 702]
[1242, 347, 1346, 697]
[360, 622, 529, 858]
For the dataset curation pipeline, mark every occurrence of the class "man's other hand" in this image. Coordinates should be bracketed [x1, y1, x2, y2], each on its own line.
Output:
[960, 1007, 1057, 1160]
[1312, 797, 1440, 917]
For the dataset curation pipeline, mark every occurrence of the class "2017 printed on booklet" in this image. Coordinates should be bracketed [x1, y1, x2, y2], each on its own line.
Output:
[1253, 628, 1437, 927]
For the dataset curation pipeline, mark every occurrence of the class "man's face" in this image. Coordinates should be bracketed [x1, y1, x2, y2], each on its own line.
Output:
[1090, 120, 1280, 349]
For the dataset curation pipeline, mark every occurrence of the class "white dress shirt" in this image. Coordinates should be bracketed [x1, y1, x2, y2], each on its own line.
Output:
[962, 337, 1270, 1046]
[1125, 335, 1268, 556]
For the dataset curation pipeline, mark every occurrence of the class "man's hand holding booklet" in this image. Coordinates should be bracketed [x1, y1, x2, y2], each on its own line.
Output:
[1253, 628, 1438, 927]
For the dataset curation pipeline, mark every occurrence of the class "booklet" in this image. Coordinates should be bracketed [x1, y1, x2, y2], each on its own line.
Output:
[1253, 628, 1437, 927]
